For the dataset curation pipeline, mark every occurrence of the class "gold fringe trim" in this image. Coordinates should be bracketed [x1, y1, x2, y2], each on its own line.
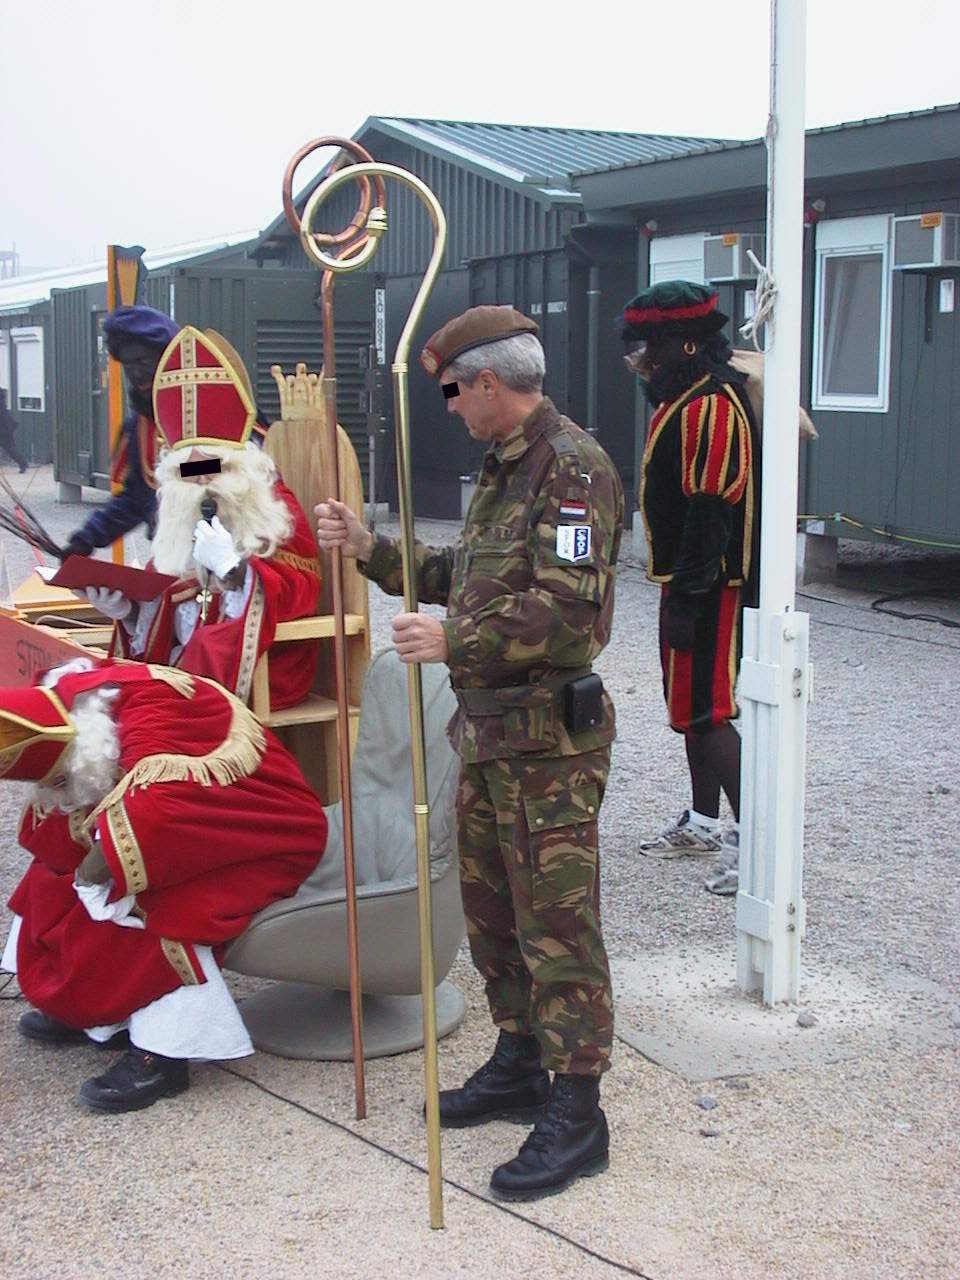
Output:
[87, 684, 266, 826]
[147, 665, 196, 699]
[274, 549, 323, 580]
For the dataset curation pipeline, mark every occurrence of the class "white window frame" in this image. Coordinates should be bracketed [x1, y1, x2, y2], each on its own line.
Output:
[648, 233, 708, 287]
[0, 332, 9, 398]
[11, 326, 44, 412]
[812, 214, 892, 413]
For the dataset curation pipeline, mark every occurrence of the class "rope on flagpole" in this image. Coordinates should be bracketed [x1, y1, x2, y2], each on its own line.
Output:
[739, 248, 777, 352]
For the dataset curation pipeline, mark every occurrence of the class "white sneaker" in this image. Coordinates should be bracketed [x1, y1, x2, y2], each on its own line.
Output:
[704, 830, 739, 895]
[639, 810, 722, 859]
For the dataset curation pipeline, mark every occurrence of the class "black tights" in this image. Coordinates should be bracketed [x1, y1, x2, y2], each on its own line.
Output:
[684, 723, 741, 823]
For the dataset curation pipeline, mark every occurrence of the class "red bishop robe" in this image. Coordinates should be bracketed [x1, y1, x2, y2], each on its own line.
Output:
[112, 480, 320, 711]
[7, 662, 327, 1030]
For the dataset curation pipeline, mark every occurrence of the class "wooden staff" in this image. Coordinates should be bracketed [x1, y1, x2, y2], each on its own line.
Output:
[282, 140, 386, 1122]
[105, 245, 144, 566]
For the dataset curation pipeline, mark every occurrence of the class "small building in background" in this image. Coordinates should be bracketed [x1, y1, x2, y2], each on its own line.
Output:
[573, 102, 960, 558]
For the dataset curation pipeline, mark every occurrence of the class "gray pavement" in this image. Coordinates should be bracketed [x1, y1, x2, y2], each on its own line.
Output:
[1, 464, 958, 1279]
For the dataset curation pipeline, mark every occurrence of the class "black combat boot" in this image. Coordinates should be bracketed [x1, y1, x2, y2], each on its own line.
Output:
[19, 1009, 129, 1051]
[78, 1047, 189, 1113]
[438, 1029, 550, 1129]
[489, 1072, 609, 1201]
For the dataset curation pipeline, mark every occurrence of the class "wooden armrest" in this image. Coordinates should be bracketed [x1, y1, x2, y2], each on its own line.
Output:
[273, 614, 366, 642]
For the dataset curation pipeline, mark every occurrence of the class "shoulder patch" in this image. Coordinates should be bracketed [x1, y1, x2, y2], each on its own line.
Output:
[547, 427, 579, 460]
[556, 524, 592, 562]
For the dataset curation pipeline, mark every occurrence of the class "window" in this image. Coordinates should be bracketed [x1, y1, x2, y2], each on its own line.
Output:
[648, 233, 707, 286]
[0, 333, 9, 399]
[812, 215, 891, 412]
[12, 326, 44, 412]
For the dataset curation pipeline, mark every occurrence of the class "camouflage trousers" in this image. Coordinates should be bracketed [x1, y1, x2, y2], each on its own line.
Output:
[456, 747, 614, 1077]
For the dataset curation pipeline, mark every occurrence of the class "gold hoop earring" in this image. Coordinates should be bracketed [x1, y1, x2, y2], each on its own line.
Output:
[683, 340, 697, 356]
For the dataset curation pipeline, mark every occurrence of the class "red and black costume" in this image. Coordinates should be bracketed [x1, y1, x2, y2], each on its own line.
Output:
[641, 372, 758, 731]
[624, 283, 759, 734]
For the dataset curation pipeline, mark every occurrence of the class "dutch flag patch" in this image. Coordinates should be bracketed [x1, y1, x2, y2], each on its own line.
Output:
[560, 499, 588, 518]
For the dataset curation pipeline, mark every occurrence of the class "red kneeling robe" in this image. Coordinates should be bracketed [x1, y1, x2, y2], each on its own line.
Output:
[112, 480, 321, 711]
[7, 662, 327, 1030]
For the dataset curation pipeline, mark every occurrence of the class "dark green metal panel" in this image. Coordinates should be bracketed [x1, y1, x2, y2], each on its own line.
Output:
[469, 240, 639, 498]
[385, 268, 472, 519]
[801, 185, 960, 543]
[51, 282, 109, 486]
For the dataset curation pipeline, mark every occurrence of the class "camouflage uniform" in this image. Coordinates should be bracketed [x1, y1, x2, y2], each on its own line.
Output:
[361, 396, 623, 1076]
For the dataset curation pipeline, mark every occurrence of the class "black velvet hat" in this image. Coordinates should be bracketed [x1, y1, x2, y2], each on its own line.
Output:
[620, 280, 728, 342]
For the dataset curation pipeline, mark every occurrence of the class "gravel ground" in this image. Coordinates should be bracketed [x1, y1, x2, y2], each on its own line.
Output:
[0, 463, 958, 1279]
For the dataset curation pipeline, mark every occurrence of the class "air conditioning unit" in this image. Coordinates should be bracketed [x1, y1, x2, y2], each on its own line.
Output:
[893, 213, 960, 270]
[703, 233, 765, 283]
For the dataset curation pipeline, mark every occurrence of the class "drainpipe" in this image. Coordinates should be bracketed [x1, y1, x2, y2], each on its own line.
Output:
[586, 266, 600, 436]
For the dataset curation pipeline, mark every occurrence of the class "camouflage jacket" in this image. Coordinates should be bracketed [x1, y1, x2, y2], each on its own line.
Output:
[361, 397, 624, 762]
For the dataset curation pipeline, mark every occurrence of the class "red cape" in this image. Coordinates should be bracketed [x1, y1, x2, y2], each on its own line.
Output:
[8, 662, 326, 1028]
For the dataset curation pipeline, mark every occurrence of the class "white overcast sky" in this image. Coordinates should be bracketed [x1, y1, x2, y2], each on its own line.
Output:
[2, 0, 958, 270]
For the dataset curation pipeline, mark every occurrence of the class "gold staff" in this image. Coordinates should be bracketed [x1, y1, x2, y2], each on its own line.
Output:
[300, 162, 447, 1230]
[283, 138, 387, 1122]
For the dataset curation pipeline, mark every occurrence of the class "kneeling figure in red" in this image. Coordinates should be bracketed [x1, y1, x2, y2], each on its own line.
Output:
[1, 658, 327, 1113]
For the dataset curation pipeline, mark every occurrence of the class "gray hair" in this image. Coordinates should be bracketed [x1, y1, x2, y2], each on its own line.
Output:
[447, 332, 545, 393]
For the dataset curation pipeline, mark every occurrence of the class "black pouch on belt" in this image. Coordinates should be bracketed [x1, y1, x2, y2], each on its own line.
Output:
[563, 673, 605, 733]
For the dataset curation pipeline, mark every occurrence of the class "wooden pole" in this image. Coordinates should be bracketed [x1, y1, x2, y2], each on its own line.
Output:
[105, 244, 144, 565]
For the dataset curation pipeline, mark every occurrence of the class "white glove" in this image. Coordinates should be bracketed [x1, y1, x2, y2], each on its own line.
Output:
[192, 515, 241, 579]
[85, 586, 131, 621]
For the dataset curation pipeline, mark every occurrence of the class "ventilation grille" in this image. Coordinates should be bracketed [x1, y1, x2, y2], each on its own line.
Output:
[255, 319, 371, 482]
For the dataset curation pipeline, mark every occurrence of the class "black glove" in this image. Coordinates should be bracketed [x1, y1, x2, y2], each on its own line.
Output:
[61, 531, 94, 560]
[663, 593, 699, 653]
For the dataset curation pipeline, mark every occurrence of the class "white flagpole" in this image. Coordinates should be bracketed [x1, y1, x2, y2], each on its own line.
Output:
[736, 0, 812, 1004]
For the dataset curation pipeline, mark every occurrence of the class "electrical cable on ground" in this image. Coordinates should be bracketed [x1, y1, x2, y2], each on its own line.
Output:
[216, 1063, 656, 1280]
[869, 590, 959, 630]
[0, 973, 21, 999]
[797, 512, 960, 552]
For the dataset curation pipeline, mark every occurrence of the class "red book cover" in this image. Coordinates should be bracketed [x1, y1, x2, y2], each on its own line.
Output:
[44, 557, 178, 603]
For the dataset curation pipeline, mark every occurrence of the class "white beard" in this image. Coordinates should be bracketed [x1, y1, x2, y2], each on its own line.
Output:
[32, 686, 122, 814]
[151, 445, 294, 577]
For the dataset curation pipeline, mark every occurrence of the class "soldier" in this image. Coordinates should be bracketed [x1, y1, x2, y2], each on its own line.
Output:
[620, 280, 759, 896]
[316, 305, 623, 1202]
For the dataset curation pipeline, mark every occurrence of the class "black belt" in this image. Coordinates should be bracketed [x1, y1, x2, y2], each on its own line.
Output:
[453, 668, 593, 716]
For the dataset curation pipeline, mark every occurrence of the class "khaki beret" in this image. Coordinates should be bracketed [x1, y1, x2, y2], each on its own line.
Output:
[420, 305, 539, 378]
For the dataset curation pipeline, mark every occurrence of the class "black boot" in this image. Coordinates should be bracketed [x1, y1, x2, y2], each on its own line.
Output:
[19, 1009, 129, 1051]
[78, 1047, 189, 1113]
[489, 1072, 609, 1202]
[438, 1029, 550, 1129]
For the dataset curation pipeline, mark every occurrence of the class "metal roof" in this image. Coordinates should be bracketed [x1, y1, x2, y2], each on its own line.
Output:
[0, 230, 259, 314]
[573, 101, 960, 178]
[377, 118, 731, 189]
